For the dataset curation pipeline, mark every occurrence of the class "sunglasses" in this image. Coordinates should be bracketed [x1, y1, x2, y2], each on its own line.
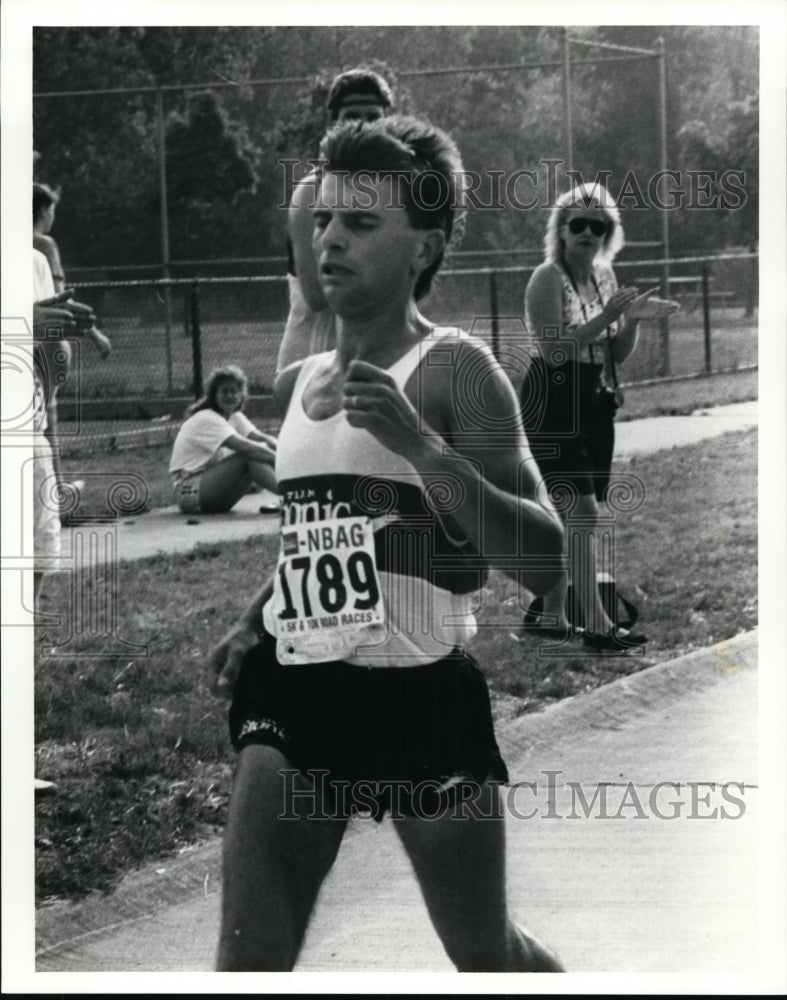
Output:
[567, 217, 609, 237]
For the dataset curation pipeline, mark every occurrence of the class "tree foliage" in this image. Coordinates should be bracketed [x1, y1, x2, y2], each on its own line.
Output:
[32, 25, 759, 273]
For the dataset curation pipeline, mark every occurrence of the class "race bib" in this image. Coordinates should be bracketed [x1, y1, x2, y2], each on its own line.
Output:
[269, 515, 386, 664]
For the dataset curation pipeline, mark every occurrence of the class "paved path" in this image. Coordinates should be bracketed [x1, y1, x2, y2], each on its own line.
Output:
[64, 402, 757, 565]
[614, 400, 757, 457]
[33, 630, 759, 978]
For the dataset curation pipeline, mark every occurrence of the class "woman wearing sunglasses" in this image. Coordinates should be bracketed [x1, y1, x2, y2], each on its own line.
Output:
[520, 182, 677, 650]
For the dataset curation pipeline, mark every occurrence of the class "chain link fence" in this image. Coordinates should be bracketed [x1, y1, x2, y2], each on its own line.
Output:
[59, 252, 757, 453]
[66, 276, 289, 399]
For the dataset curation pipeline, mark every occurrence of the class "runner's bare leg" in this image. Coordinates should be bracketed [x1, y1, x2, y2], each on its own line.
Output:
[393, 779, 564, 971]
[217, 745, 347, 970]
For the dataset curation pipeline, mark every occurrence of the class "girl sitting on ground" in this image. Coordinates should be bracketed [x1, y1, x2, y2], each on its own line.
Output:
[169, 365, 278, 515]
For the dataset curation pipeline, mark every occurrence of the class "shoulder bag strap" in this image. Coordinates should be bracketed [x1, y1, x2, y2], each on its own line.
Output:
[591, 273, 625, 407]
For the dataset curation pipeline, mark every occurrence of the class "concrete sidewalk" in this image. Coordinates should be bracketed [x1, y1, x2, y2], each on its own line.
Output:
[34, 629, 758, 976]
[614, 399, 757, 457]
[61, 401, 757, 565]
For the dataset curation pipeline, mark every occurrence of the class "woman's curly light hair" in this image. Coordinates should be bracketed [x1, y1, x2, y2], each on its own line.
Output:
[544, 182, 625, 266]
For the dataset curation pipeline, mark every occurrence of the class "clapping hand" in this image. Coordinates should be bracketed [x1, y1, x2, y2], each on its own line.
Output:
[601, 286, 640, 323]
[626, 287, 681, 321]
[34, 290, 96, 337]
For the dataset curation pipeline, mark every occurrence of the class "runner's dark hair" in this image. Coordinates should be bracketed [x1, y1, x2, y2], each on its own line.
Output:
[318, 114, 465, 299]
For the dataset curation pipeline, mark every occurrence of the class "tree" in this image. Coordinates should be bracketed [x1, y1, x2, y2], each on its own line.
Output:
[32, 25, 759, 271]
[723, 94, 758, 250]
[33, 26, 266, 268]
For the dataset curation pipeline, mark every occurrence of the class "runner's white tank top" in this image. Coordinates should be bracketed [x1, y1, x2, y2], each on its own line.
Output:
[262, 328, 481, 666]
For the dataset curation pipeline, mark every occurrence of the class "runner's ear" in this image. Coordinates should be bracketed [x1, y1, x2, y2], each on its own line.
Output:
[412, 228, 445, 277]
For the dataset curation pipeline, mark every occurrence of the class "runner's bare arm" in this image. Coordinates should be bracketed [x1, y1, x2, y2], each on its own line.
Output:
[342, 341, 564, 594]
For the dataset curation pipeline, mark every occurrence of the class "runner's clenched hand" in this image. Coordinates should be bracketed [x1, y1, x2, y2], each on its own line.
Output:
[342, 359, 427, 459]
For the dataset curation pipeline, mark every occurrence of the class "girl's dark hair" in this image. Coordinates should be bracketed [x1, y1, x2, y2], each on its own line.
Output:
[186, 364, 249, 417]
[318, 114, 465, 300]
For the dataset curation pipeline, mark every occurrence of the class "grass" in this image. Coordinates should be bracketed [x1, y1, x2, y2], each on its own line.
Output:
[617, 368, 757, 421]
[475, 428, 757, 712]
[58, 443, 174, 514]
[35, 423, 757, 904]
[619, 310, 757, 383]
[34, 543, 255, 902]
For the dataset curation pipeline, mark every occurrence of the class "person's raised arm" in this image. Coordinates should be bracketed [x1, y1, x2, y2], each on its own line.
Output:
[35, 234, 66, 293]
[288, 174, 328, 312]
[272, 358, 304, 417]
[276, 176, 334, 374]
[34, 292, 96, 339]
[86, 326, 113, 359]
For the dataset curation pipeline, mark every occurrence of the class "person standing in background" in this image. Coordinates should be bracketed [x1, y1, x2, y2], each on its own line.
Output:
[32, 266, 96, 796]
[33, 183, 112, 359]
[521, 182, 677, 650]
[33, 182, 112, 521]
[275, 67, 395, 374]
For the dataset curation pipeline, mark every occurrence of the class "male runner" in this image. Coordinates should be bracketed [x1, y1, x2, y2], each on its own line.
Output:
[212, 114, 565, 972]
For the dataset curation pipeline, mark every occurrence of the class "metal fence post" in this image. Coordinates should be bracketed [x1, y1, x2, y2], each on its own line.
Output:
[656, 36, 671, 380]
[701, 262, 712, 374]
[744, 252, 757, 318]
[489, 270, 500, 361]
[164, 286, 174, 395]
[155, 89, 174, 396]
[190, 282, 203, 399]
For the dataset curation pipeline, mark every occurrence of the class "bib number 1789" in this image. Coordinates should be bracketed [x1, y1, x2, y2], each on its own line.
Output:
[277, 549, 379, 619]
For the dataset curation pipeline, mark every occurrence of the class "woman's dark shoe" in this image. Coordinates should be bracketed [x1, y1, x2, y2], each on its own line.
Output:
[540, 625, 586, 641]
[583, 627, 647, 652]
[522, 597, 544, 629]
[522, 599, 585, 641]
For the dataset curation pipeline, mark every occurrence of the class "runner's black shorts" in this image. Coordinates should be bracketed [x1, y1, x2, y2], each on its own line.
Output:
[228, 632, 509, 821]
